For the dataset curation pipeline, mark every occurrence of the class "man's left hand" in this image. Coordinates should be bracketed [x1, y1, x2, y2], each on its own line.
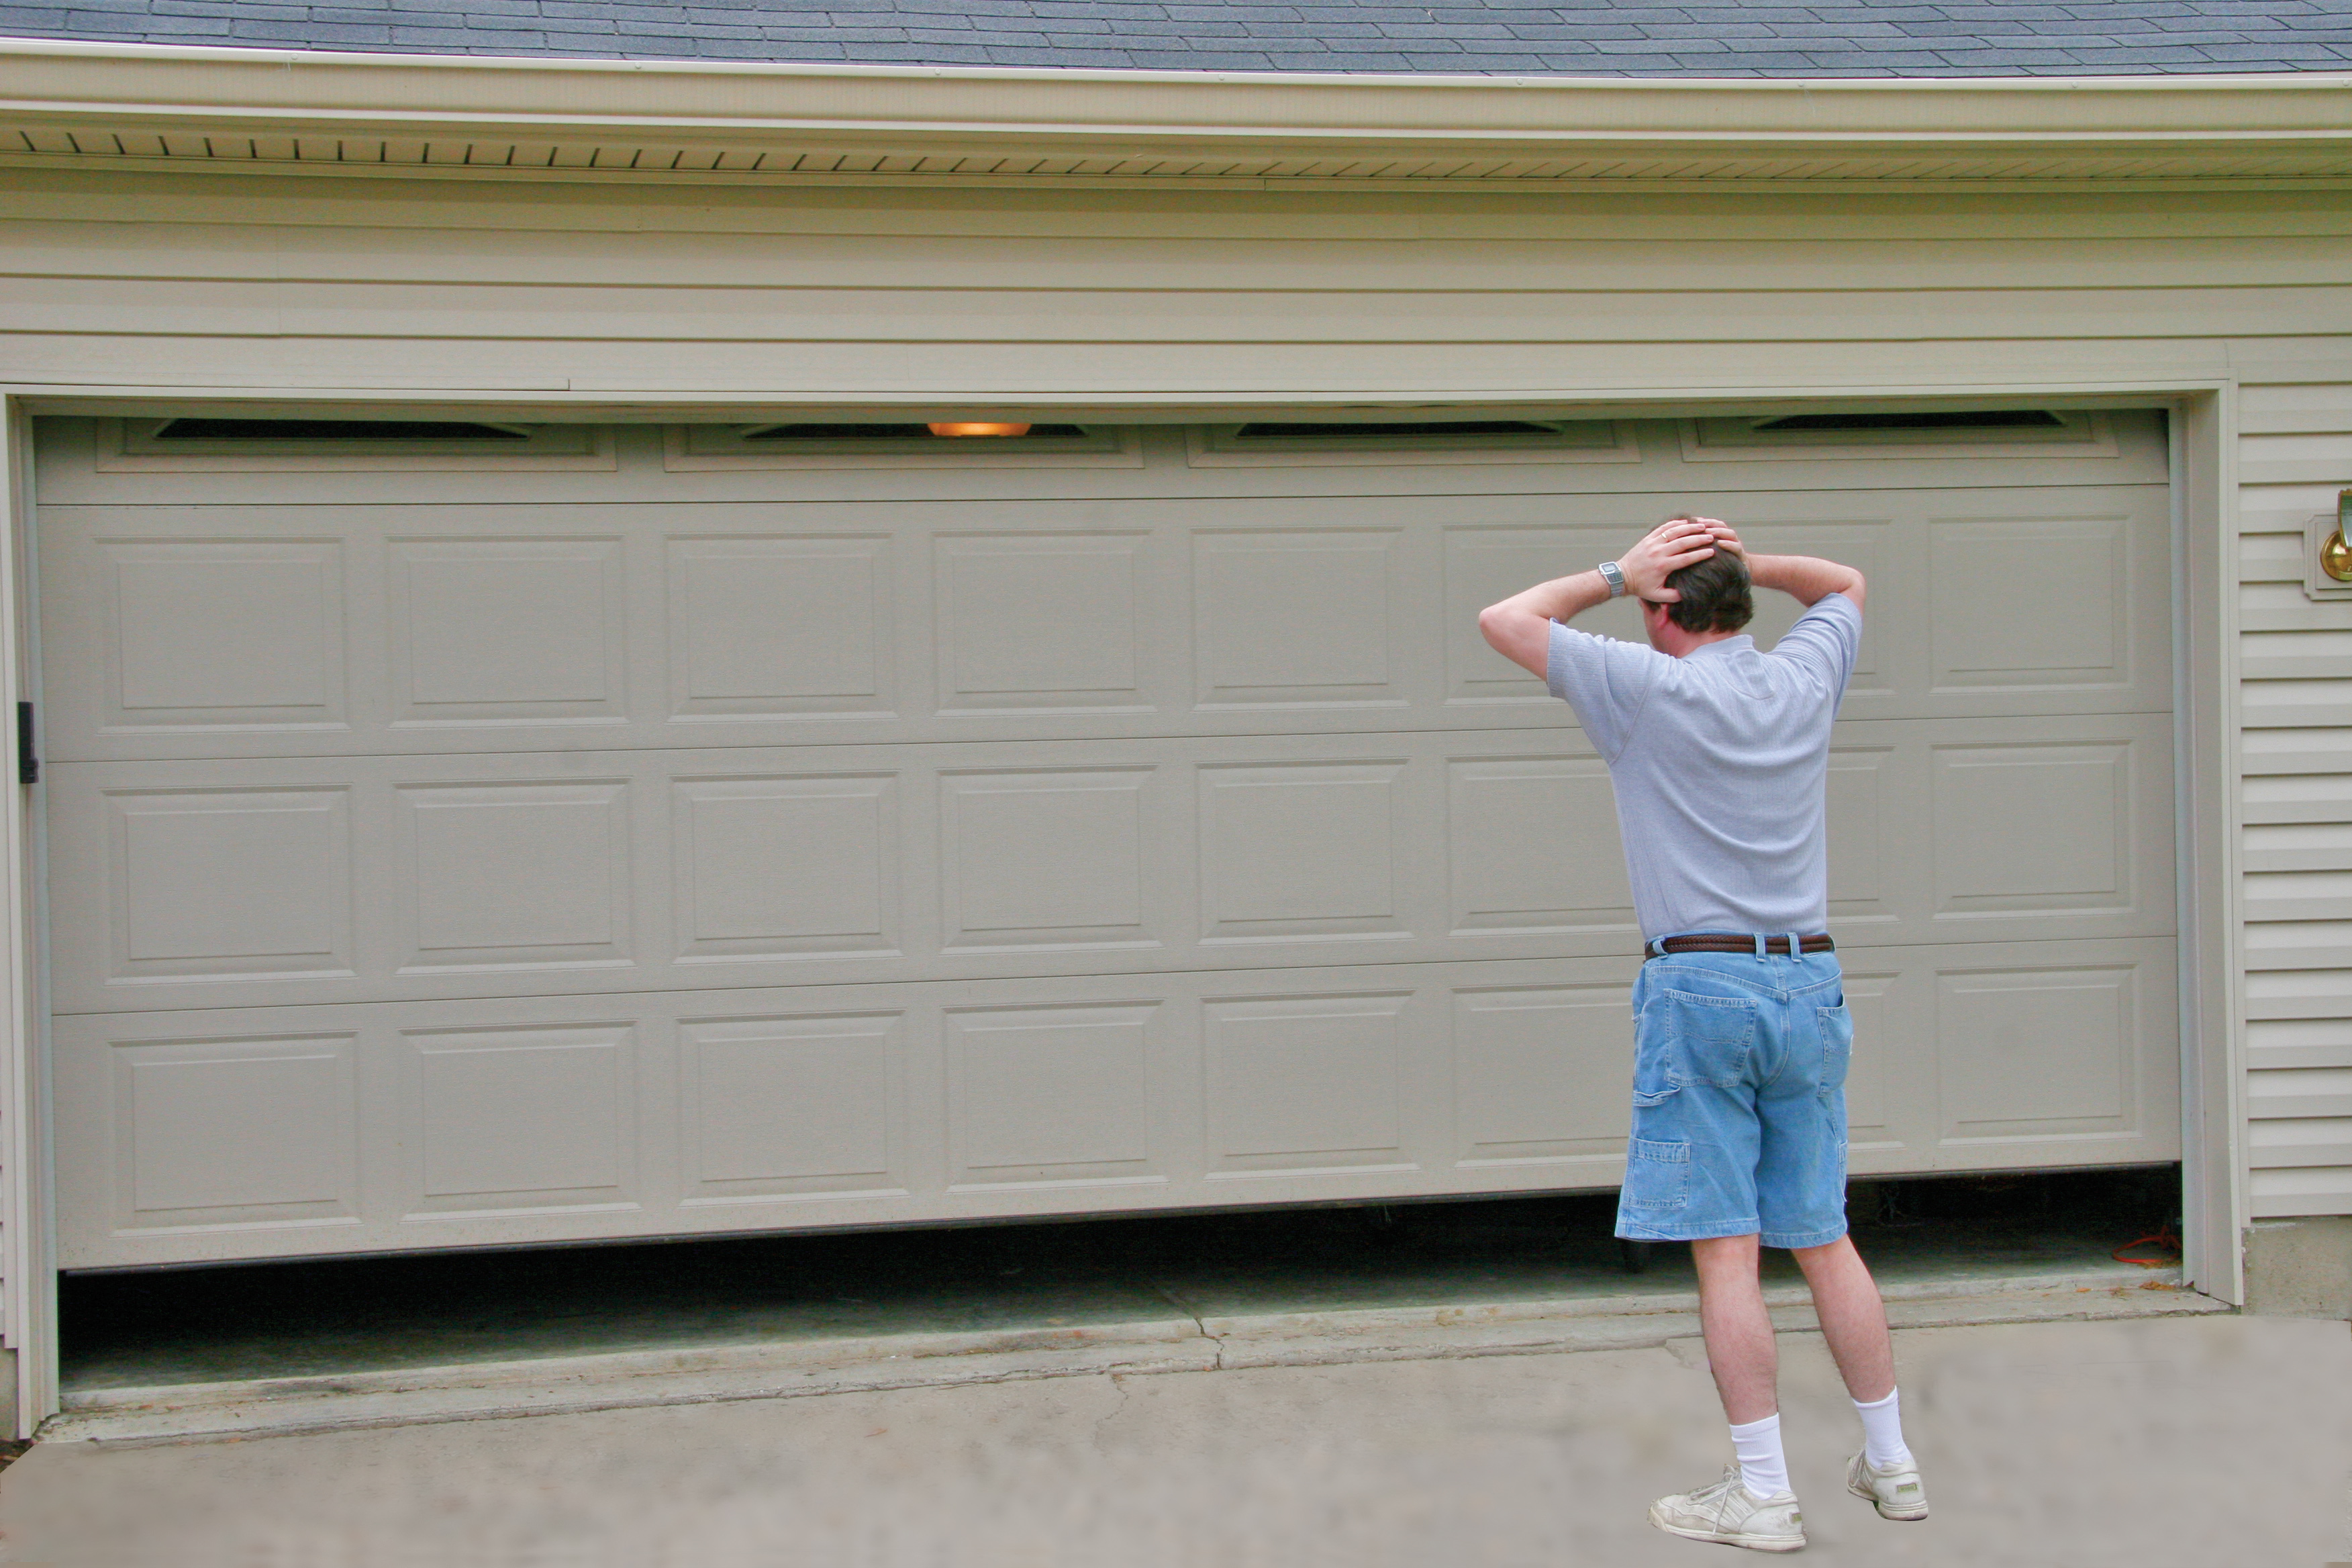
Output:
[1619, 516, 1722, 601]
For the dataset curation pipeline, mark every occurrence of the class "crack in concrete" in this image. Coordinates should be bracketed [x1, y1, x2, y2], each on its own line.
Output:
[1147, 1279, 1227, 1371]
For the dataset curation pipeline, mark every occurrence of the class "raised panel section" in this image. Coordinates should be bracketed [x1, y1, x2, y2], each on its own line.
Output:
[1737, 524, 1890, 701]
[940, 769, 1153, 950]
[1930, 516, 2130, 691]
[1841, 972, 1898, 1147]
[405, 1024, 636, 1214]
[398, 781, 632, 971]
[98, 540, 345, 731]
[1442, 526, 1648, 705]
[935, 534, 1149, 712]
[1199, 761, 1406, 943]
[1825, 748, 1896, 922]
[1451, 985, 1632, 1165]
[1206, 991, 1410, 1175]
[389, 538, 626, 725]
[105, 787, 352, 981]
[679, 1013, 901, 1202]
[673, 775, 897, 962]
[667, 536, 892, 719]
[110, 1034, 358, 1230]
[1447, 756, 1634, 934]
[1195, 530, 1404, 708]
[947, 1003, 1157, 1187]
[1937, 967, 2138, 1144]
[1933, 742, 2133, 917]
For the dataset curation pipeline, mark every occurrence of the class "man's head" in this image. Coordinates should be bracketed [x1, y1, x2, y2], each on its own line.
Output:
[1636, 516, 1753, 655]
[1659, 550, 1753, 636]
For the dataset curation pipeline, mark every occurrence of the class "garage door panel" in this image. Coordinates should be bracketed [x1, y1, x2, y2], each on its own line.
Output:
[50, 938, 2175, 1269]
[39, 485, 2170, 767]
[38, 415, 2181, 1270]
[43, 716, 2175, 1016]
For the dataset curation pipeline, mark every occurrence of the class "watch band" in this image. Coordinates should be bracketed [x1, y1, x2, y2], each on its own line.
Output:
[1597, 560, 1628, 598]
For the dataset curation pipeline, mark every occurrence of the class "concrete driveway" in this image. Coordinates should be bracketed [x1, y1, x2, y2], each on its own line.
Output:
[2, 1313, 2346, 1567]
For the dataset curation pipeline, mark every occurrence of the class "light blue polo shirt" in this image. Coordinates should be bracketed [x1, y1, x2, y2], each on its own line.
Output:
[1546, 593, 1862, 943]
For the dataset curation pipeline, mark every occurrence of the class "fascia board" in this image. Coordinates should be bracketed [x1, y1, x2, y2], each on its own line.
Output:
[1, 38, 2351, 157]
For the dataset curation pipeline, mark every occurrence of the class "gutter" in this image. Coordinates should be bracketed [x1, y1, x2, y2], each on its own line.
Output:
[1, 39, 2349, 181]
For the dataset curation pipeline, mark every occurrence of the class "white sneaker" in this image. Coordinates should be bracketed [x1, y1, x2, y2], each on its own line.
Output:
[1647, 1466, 1807, 1553]
[1846, 1450, 1929, 1520]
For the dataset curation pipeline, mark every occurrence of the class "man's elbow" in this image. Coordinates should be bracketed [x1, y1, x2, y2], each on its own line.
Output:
[1477, 602, 1516, 654]
[1839, 571, 1867, 612]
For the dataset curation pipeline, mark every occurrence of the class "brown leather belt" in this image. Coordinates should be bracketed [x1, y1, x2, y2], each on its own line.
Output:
[1645, 933, 1835, 959]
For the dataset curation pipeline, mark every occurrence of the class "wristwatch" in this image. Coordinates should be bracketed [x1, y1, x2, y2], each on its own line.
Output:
[1597, 560, 1628, 598]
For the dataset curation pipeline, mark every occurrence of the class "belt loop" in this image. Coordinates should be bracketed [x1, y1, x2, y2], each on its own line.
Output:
[1785, 931, 1800, 961]
[1753, 932, 1767, 959]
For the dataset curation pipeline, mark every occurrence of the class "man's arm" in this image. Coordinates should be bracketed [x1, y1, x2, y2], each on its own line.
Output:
[1477, 516, 1722, 679]
[1708, 525, 1866, 613]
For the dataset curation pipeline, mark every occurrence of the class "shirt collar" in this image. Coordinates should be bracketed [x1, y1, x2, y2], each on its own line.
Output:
[1685, 635, 1756, 662]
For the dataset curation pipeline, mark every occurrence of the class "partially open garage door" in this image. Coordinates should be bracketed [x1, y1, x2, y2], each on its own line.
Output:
[34, 412, 2179, 1269]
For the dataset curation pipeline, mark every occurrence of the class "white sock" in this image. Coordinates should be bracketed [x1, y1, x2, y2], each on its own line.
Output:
[1727, 1412, 1790, 1500]
[1853, 1387, 1913, 1470]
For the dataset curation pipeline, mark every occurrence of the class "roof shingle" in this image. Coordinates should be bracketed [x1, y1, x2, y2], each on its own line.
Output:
[7, 0, 2352, 72]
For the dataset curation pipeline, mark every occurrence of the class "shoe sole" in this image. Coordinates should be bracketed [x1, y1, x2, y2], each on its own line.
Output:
[1648, 1506, 1808, 1552]
[1847, 1479, 1929, 1521]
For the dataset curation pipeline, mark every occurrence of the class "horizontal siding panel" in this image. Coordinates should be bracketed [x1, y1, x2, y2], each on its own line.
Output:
[0, 277, 2347, 347]
[2248, 1044, 2352, 1071]
[2247, 1120, 2352, 1168]
[2241, 657, 2352, 681]
[2251, 1093, 2352, 1121]
[2237, 409, 2352, 437]
[2249, 1176, 2352, 1218]
[2240, 777, 2352, 823]
[19, 223, 2352, 294]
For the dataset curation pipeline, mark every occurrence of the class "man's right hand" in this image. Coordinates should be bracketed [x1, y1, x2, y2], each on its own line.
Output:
[1618, 516, 1724, 602]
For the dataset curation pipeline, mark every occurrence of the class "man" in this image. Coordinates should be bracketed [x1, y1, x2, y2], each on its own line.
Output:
[1477, 516, 1926, 1554]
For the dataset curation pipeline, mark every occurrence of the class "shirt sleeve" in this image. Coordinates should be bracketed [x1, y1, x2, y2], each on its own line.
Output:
[1547, 621, 1669, 761]
[1769, 591, 1863, 706]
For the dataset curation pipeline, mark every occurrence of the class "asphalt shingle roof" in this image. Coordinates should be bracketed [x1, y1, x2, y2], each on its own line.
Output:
[6, 0, 2352, 75]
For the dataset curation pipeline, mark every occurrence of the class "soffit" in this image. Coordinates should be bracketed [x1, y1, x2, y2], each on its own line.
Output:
[5, 40, 2352, 188]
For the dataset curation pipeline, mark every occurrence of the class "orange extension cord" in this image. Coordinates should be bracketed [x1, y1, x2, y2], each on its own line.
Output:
[2112, 1224, 2183, 1268]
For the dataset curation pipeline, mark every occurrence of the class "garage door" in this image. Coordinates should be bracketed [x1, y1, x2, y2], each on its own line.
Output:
[34, 411, 2180, 1269]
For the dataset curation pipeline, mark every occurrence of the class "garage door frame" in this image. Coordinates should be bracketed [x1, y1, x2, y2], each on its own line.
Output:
[0, 383, 2246, 1438]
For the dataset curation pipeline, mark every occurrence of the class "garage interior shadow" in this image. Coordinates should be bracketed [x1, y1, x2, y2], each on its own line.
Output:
[60, 1167, 2183, 1394]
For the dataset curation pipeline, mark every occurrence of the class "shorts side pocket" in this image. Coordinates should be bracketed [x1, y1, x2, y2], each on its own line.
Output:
[1622, 1137, 1692, 1211]
[1816, 1002, 1854, 1097]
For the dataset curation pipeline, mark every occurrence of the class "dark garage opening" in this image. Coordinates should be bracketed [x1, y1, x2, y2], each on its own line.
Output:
[62, 1168, 2184, 1395]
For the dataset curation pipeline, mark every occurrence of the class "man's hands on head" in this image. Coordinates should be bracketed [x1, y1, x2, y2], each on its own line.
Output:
[1475, 511, 1861, 681]
[1618, 516, 1726, 602]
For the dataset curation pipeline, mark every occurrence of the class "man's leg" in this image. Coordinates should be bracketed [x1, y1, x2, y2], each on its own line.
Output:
[1794, 1235, 1925, 1519]
[1790, 1235, 1892, 1402]
[1692, 1233, 1777, 1424]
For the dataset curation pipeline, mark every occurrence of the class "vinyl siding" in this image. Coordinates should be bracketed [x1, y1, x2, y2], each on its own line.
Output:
[2238, 384, 2352, 1219]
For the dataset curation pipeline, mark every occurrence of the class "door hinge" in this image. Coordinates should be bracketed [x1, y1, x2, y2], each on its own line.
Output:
[15, 702, 34, 785]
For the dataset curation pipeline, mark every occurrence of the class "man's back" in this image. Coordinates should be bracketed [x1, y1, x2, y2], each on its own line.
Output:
[1547, 593, 1862, 940]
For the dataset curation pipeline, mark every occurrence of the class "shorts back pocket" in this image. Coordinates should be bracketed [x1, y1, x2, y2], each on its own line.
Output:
[1656, 989, 1759, 1089]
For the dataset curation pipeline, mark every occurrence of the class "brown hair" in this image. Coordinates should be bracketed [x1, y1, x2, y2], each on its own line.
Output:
[1663, 550, 1753, 634]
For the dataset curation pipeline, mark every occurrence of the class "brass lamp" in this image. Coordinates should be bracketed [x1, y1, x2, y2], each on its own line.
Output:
[928, 422, 1032, 438]
[2326, 489, 2352, 583]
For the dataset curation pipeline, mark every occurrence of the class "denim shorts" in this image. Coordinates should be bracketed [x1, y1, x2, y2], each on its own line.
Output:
[1614, 946, 1853, 1250]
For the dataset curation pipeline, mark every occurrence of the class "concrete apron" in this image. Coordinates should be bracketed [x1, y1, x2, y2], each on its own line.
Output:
[47, 1265, 2222, 1448]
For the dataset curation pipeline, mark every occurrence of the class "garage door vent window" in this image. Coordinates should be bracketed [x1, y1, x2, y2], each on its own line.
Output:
[153, 419, 533, 442]
[1234, 420, 1565, 440]
[101, 418, 614, 472]
[670, 422, 1140, 471]
[1683, 408, 2112, 460]
[1751, 411, 2066, 434]
[1191, 417, 1634, 468]
[740, 423, 1091, 441]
